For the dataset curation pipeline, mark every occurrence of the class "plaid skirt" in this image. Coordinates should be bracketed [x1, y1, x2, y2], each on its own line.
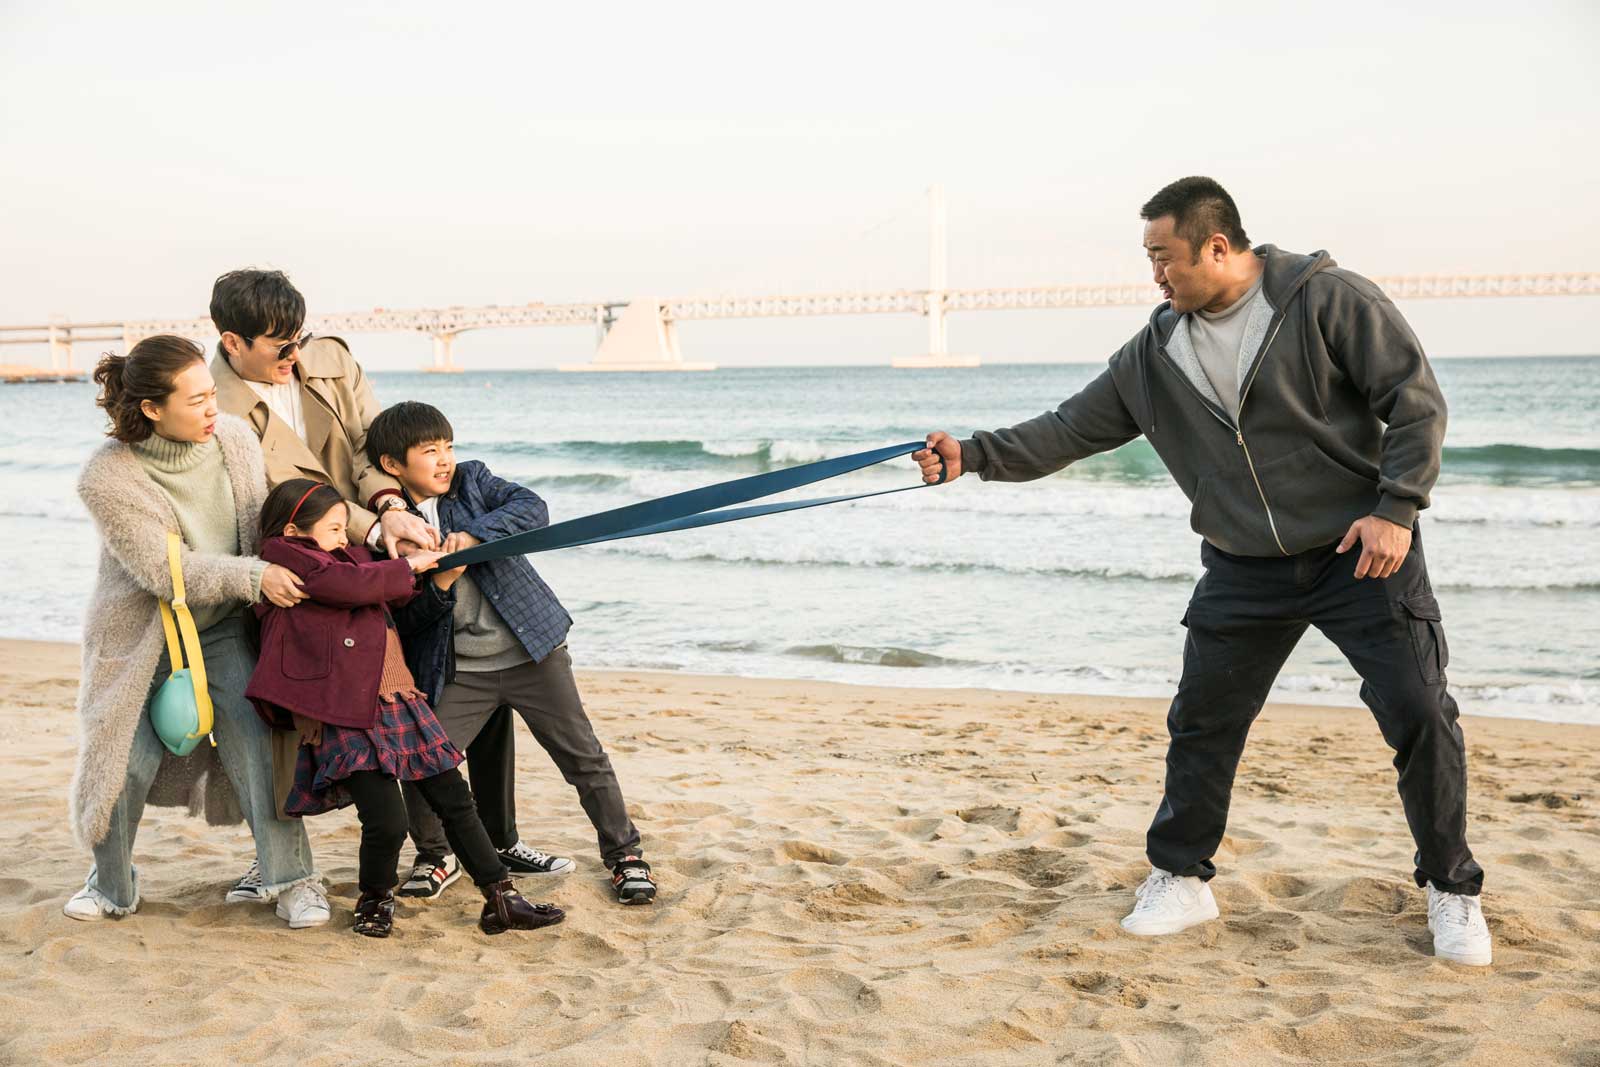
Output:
[283, 692, 465, 817]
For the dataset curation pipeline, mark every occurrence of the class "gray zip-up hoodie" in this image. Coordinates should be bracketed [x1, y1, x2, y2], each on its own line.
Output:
[959, 246, 1447, 558]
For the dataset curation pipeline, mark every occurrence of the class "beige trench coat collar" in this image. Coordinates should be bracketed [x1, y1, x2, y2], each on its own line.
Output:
[212, 343, 341, 484]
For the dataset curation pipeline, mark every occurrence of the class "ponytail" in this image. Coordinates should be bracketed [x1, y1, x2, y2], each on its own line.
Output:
[93, 335, 205, 443]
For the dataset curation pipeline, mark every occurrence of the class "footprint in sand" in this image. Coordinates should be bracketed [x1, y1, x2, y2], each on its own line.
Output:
[779, 967, 882, 1021]
[975, 846, 1081, 889]
[780, 840, 849, 866]
[712, 1019, 788, 1062]
[1058, 970, 1150, 1009]
[1258, 1011, 1423, 1060]
[1310, 876, 1411, 916]
[1249, 872, 1316, 900]
[956, 805, 1020, 832]
[1507, 791, 1583, 809]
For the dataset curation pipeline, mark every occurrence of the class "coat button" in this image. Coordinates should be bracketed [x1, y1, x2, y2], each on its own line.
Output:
[343, 638, 355, 648]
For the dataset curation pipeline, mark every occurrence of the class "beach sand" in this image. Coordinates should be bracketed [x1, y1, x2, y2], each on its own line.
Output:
[2, 637, 1597, 1066]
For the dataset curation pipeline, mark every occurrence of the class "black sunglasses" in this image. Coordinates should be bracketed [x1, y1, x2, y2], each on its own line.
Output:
[267, 331, 313, 361]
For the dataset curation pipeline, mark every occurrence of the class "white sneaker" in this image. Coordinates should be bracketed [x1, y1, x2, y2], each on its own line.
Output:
[225, 860, 269, 903]
[1427, 885, 1492, 966]
[1120, 867, 1219, 936]
[63, 872, 138, 922]
[275, 880, 331, 929]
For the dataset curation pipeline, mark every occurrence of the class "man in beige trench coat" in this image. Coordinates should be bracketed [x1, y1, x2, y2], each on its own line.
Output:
[206, 267, 442, 903]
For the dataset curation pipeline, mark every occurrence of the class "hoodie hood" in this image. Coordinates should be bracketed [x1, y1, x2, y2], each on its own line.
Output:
[1151, 244, 1334, 343]
[1141, 245, 1336, 432]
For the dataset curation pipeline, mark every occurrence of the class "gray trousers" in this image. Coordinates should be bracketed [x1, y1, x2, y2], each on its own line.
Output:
[404, 646, 641, 867]
[87, 615, 317, 908]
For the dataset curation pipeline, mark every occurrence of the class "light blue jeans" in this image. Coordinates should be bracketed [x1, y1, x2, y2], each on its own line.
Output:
[86, 614, 315, 908]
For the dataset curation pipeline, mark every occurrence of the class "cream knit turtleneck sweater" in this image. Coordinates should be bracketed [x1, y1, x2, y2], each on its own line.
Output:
[132, 432, 266, 631]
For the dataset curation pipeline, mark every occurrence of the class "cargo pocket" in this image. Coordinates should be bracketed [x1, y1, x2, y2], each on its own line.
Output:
[1400, 592, 1449, 685]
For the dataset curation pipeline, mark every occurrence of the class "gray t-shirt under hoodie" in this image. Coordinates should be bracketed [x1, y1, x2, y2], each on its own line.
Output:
[1188, 273, 1267, 421]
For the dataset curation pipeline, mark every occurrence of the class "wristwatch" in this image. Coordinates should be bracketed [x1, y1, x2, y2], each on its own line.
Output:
[367, 494, 405, 550]
[373, 493, 408, 515]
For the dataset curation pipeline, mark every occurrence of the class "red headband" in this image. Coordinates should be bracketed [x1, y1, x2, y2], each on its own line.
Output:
[287, 483, 325, 528]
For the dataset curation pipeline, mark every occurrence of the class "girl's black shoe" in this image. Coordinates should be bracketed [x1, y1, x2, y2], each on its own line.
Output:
[478, 880, 565, 935]
[353, 890, 396, 938]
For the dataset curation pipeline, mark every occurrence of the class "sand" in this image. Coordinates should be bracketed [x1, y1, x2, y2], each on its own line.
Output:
[2, 637, 1597, 1066]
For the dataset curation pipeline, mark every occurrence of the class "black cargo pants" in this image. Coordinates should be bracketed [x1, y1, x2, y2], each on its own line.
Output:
[1146, 524, 1484, 894]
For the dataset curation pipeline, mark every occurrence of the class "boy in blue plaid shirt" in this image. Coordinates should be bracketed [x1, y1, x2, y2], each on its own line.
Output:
[368, 401, 657, 905]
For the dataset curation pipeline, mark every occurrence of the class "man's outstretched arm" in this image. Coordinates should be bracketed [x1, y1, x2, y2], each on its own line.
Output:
[915, 365, 1141, 485]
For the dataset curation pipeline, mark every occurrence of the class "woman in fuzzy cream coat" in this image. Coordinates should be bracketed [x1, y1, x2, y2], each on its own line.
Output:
[65, 335, 327, 928]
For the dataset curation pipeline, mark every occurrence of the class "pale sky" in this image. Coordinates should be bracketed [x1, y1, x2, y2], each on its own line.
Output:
[2, 1, 1596, 368]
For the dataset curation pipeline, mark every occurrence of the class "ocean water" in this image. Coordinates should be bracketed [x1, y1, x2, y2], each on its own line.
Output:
[5, 357, 1597, 724]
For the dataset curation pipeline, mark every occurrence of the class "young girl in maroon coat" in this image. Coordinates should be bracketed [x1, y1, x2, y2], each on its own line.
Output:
[246, 478, 565, 938]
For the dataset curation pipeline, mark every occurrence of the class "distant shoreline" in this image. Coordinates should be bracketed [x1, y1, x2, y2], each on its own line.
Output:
[2, 353, 1595, 378]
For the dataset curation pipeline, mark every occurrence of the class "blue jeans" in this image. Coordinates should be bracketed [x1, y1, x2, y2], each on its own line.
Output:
[87, 614, 316, 908]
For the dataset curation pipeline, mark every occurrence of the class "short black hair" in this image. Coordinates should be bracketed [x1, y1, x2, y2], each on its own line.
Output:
[210, 269, 306, 342]
[259, 478, 347, 542]
[366, 400, 455, 469]
[1140, 177, 1250, 262]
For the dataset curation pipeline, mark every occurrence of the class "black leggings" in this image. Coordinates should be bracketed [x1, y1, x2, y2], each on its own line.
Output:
[344, 768, 508, 894]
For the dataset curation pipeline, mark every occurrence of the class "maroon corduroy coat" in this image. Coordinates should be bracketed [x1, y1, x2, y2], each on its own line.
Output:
[246, 536, 418, 729]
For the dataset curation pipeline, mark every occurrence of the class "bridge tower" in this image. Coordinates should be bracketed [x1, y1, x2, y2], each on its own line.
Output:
[892, 184, 980, 368]
[425, 331, 463, 373]
[559, 297, 715, 372]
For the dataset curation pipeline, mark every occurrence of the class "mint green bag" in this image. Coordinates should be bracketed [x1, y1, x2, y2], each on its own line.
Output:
[151, 533, 214, 756]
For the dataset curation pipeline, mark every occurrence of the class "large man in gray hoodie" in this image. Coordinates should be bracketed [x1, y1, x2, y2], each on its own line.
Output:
[915, 176, 1491, 966]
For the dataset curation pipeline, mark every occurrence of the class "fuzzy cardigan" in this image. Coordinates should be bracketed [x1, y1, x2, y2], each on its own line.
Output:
[70, 414, 269, 848]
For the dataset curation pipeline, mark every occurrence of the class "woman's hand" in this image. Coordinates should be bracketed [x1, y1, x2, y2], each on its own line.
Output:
[291, 713, 323, 747]
[406, 550, 445, 574]
[432, 564, 467, 591]
[261, 564, 307, 608]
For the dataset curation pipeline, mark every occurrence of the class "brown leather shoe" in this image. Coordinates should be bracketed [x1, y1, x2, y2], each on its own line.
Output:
[478, 880, 566, 935]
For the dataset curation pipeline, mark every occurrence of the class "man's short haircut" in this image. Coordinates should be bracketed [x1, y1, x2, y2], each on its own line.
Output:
[366, 400, 455, 468]
[210, 269, 306, 342]
[1140, 177, 1250, 261]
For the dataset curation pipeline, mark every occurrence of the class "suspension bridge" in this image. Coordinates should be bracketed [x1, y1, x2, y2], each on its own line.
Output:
[4, 185, 1597, 377]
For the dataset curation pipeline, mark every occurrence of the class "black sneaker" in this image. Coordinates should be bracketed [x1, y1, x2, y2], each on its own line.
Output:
[397, 854, 461, 899]
[610, 856, 656, 905]
[498, 841, 576, 876]
[225, 860, 269, 904]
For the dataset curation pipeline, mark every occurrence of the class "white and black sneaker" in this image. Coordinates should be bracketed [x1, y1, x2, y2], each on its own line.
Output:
[225, 860, 270, 904]
[498, 841, 576, 876]
[398, 854, 461, 899]
[611, 856, 657, 905]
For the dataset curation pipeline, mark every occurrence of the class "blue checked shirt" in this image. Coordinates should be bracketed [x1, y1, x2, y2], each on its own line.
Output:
[397, 460, 573, 705]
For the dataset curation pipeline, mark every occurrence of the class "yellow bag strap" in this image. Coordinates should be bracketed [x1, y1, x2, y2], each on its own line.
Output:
[161, 532, 214, 740]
